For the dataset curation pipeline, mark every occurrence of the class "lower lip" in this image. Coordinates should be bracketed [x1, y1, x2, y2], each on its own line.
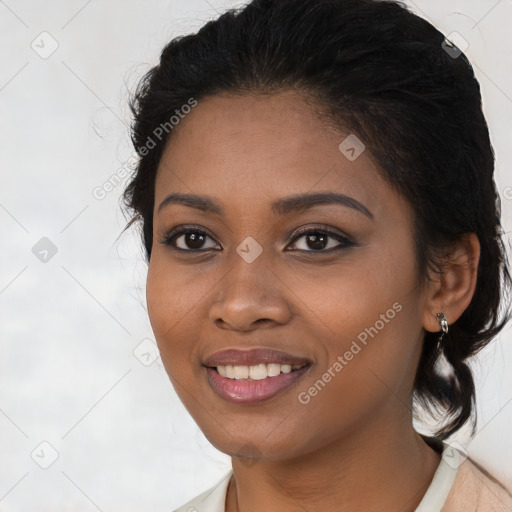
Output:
[205, 365, 311, 404]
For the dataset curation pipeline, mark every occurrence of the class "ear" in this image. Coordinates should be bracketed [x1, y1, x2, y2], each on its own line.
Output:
[421, 233, 480, 333]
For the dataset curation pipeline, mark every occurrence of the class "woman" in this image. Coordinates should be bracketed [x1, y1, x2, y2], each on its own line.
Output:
[121, 0, 512, 510]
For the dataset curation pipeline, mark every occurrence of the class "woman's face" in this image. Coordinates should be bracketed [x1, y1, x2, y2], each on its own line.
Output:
[147, 91, 429, 461]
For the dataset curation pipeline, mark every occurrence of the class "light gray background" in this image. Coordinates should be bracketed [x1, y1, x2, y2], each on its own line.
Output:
[1, 1, 511, 510]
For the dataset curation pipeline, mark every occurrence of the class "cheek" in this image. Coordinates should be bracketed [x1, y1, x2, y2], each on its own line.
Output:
[146, 256, 203, 335]
[145, 257, 214, 380]
[294, 243, 422, 400]
[288, 246, 416, 347]
[287, 293, 422, 448]
[146, 260, 191, 361]
[146, 262, 172, 340]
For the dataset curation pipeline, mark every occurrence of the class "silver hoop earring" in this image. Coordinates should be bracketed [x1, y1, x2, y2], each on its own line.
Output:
[436, 312, 449, 351]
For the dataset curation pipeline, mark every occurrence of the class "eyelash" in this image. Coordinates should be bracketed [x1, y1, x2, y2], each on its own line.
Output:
[159, 224, 357, 254]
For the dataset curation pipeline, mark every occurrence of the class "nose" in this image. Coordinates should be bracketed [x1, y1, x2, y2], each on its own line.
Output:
[208, 257, 292, 332]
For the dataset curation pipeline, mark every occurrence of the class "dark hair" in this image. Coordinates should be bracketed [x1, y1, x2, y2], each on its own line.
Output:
[121, 0, 512, 440]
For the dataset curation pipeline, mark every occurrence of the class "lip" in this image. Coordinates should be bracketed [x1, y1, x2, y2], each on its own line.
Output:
[203, 348, 312, 367]
[205, 364, 312, 404]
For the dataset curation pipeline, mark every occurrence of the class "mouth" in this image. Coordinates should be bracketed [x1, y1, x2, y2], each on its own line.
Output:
[204, 362, 312, 404]
[203, 347, 313, 404]
[213, 362, 308, 379]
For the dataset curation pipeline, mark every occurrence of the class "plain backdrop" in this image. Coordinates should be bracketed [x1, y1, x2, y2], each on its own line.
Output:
[1, 0, 511, 510]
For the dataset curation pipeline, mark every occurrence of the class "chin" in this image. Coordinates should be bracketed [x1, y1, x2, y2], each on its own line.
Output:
[202, 423, 314, 464]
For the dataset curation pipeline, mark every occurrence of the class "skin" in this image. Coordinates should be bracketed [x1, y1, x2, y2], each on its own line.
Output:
[146, 90, 480, 511]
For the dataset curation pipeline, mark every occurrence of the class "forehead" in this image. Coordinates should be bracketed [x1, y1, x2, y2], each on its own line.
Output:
[154, 91, 387, 216]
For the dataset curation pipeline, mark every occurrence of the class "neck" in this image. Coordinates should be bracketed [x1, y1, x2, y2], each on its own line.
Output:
[226, 418, 441, 512]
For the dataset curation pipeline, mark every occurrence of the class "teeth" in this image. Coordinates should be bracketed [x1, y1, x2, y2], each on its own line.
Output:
[234, 365, 249, 379]
[215, 363, 304, 380]
[249, 364, 267, 380]
[267, 363, 281, 377]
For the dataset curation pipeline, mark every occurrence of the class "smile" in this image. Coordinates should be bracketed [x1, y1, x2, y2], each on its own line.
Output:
[217, 363, 306, 379]
[206, 364, 311, 404]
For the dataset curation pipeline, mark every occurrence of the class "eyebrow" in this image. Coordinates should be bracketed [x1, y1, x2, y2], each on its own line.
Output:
[157, 191, 373, 219]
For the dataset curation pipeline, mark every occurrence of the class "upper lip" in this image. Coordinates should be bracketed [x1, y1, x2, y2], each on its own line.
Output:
[203, 348, 312, 367]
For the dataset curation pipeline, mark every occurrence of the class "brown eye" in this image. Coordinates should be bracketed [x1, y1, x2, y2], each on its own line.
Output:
[288, 227, 355, 252]
[161, 227, 220, 251]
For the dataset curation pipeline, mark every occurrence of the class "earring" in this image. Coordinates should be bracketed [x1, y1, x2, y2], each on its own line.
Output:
[436, 312, 449, 351]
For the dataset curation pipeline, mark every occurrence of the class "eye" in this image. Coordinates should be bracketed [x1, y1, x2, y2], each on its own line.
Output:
[160, 224, 356, 253]
[287, 226, 355, 252]
[160, 226, 220, 251]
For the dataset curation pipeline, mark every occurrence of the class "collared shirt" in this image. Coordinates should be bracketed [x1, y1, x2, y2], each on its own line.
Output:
[172, 441, 512, 512]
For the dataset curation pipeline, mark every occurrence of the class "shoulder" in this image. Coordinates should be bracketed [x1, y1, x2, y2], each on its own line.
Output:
[443, 456, 512, 511]
[171, 470, 232, 512]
